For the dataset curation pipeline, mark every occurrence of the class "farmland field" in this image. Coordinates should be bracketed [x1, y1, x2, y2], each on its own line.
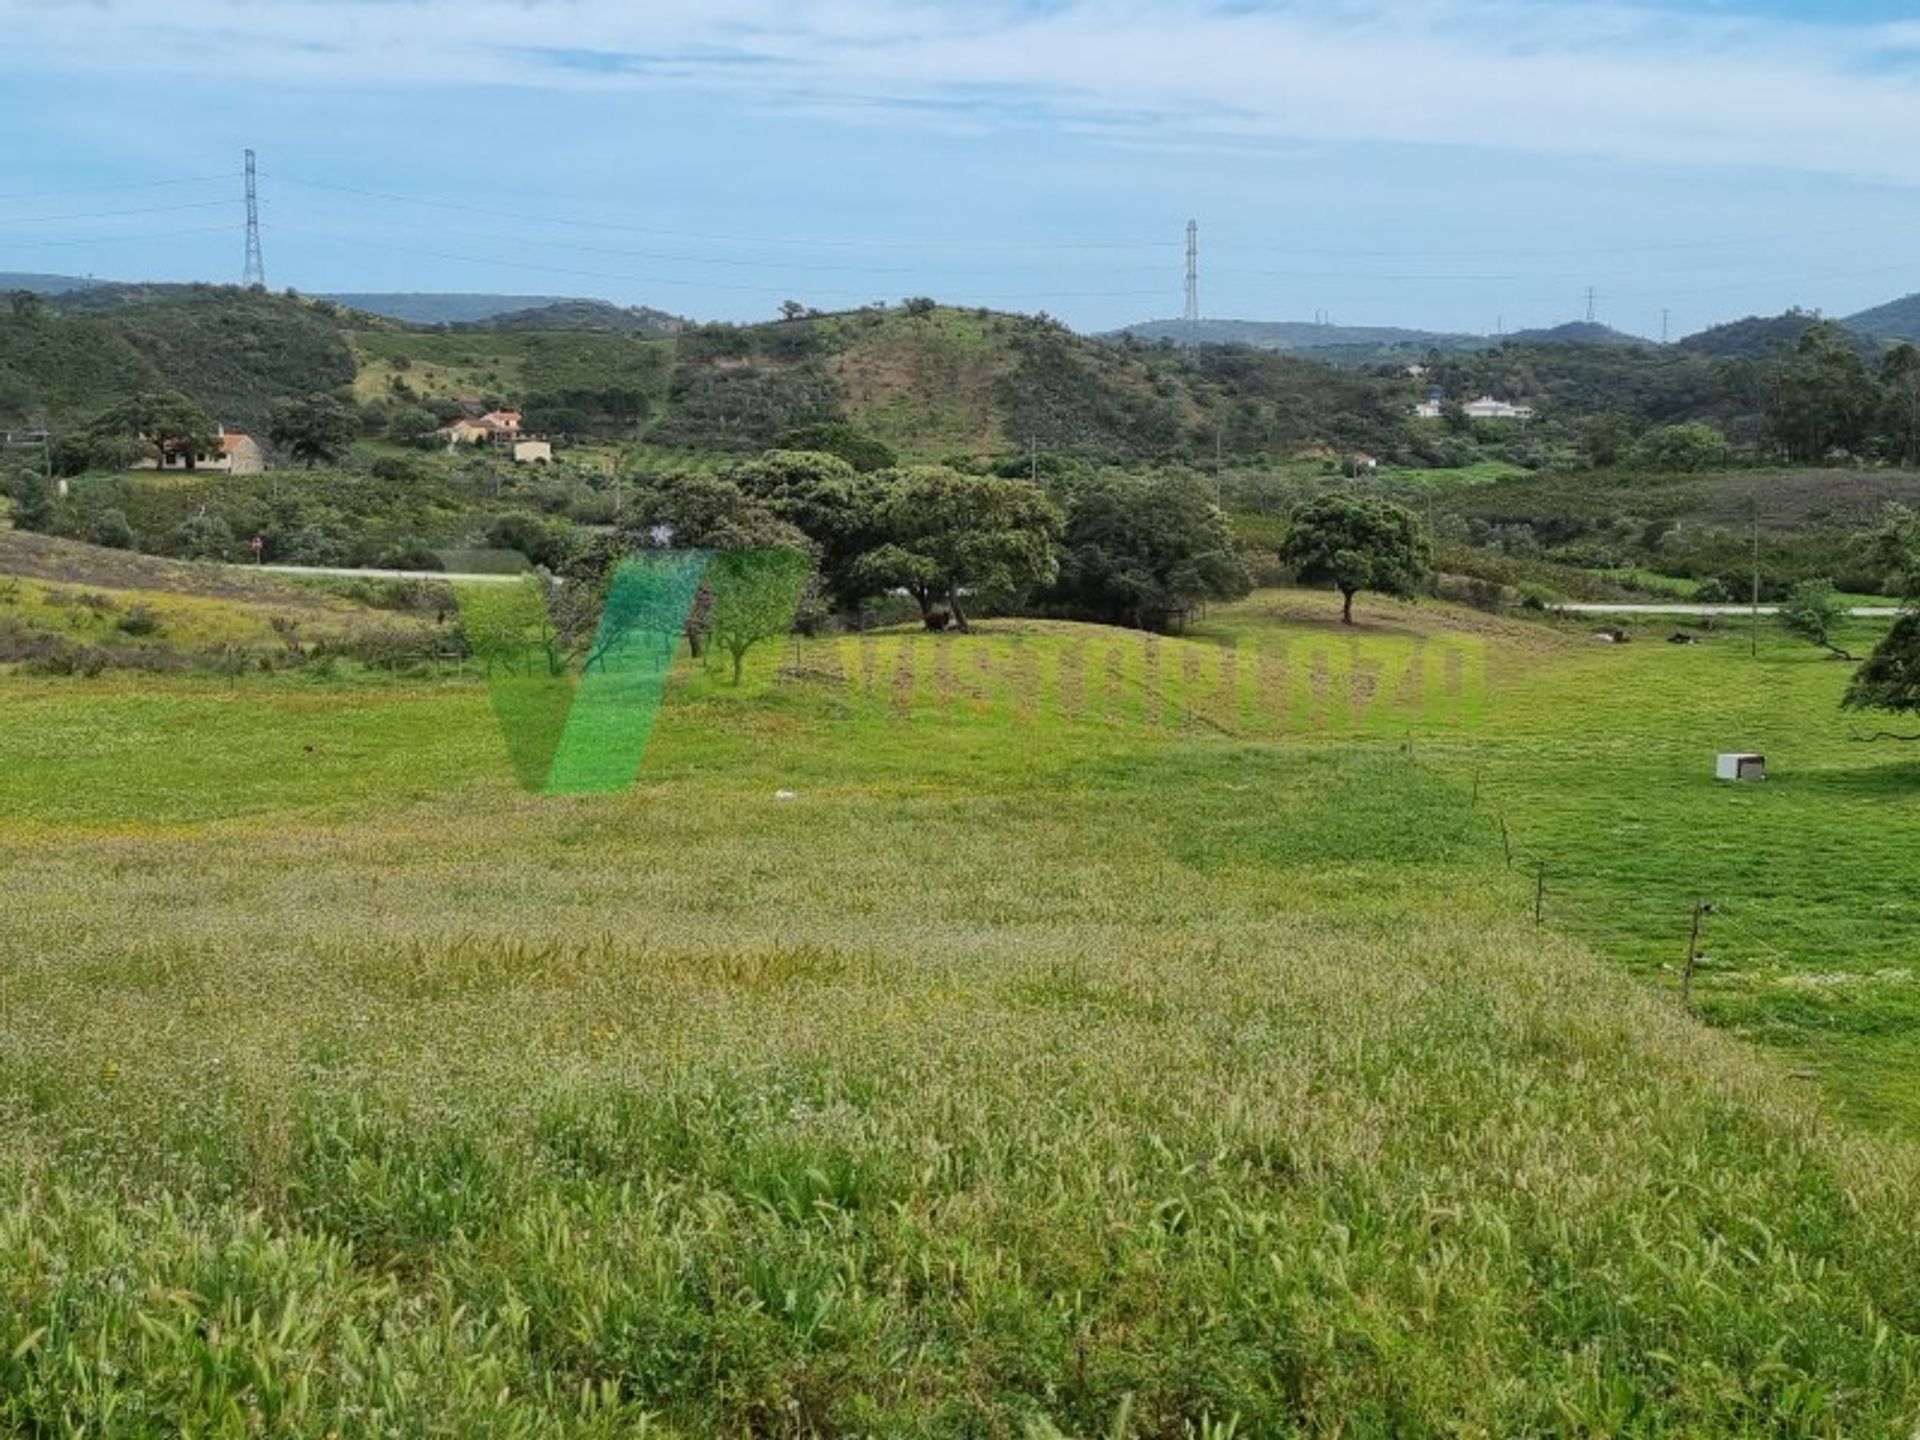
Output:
[4, 592, 1920, 1434]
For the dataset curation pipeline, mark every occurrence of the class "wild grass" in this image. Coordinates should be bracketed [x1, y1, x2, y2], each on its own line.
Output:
[4, 592, 1920, 1433]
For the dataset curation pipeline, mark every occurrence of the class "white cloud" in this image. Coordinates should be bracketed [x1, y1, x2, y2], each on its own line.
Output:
[9, 0, 1920, 184]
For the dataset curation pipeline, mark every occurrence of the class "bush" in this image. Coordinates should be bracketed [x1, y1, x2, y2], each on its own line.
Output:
[484, 513, 576, 570]
[22, 639, 109, 677]
[370, 455, 427, 484]
[87, 507, 136, 550]
[116, 604, 163, 638]
[373, 541, 444, 573]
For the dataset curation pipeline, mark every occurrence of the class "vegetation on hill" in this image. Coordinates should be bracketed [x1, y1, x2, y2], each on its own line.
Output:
[1845, 290, 1920, 344]
[1504, 320, 1646, 347]
[1677, 309, 1825, 359]
[0, 527, 436, 674]
[16, 282, 1920, 477]
[0, 286, 352, 432]
[466, 299, 684, 335]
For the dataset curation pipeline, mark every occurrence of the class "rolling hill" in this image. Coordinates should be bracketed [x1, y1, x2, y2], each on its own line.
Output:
[0, 286, 353, 431]
[467, 298, 685, 335]
[1844, 291, 1920, 344]
[1675, 310, 1824, 358]
[1504, 320, 1649, 348]
[0, 272, 102, 297]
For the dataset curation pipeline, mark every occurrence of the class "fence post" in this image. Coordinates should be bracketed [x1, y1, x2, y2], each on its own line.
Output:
[1683, 900, 1714, 1014]
[1534, 861, 1547, 926]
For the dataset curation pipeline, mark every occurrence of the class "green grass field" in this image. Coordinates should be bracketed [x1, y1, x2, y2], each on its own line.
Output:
[4, 591, 1920, 1434]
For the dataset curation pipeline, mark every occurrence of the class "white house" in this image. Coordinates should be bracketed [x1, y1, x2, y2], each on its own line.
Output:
[136, 426, 266, 475]
[1461, 395, 1536, 421]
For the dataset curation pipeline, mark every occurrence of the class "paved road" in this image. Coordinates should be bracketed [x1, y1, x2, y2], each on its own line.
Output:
[1556, 602, 1901, 618]
[250, 564, 526, 584]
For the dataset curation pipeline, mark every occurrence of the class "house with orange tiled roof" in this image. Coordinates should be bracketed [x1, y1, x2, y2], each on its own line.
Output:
[441, 409, 524, 447]
[136, 426, 266, 475]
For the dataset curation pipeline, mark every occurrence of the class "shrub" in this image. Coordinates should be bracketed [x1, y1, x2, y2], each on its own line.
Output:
[87, 508, 136, 550]
[115, 605, 163, 638]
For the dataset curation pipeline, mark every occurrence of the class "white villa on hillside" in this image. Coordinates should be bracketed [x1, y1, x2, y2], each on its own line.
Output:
[1413, 394, 1536, 422]
[1461, 395, 1535, 421]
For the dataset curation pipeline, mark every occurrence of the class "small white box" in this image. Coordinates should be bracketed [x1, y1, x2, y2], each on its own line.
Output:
[1716, 753, 1766, 783]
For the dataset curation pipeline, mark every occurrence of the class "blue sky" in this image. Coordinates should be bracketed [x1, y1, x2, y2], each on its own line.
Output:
[4, 0, 1920, 337]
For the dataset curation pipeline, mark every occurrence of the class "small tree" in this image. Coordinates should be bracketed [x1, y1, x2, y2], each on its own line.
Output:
[704, 548, 812, 685]
[731, 450, 894, 609]
[1049, 475, 1252, 631]
[1781, 579, 1855, 661]
[1764, 324, 1878, 462]
[1633, 423, 1727, 473]
[3, 467, 54, 531]
[269, 394, 360, 468]
[1844, 505, 1920, 739]
[775, 423, 897, 474]
[91, 391, 217, 471]
[1878, 344, 1920, 468]
[859, 467, 1063, 631]
[1278, 491, 1432, 625]
[1844, 615, 1920, 739]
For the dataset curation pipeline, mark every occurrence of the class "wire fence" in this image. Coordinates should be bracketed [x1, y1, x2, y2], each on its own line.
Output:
[1467, 779, 1915, 1018]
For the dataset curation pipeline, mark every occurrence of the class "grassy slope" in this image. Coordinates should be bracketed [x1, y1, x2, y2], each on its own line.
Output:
[1192, 597, 1920, 1123]
[818, 308, 1018, 458]
[0, 530, 429, 653]
[4, 597, 1920, 1432]
[349, 327, 674, 413]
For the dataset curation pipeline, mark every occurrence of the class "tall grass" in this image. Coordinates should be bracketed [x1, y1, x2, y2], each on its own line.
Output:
[4, 595, 1920, 1433]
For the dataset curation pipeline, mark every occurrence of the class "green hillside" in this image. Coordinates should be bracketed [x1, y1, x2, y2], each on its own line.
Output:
[10, 284, 1920, 477]
[1845, 291, 1920, 344]
[0, 287, 353, 431]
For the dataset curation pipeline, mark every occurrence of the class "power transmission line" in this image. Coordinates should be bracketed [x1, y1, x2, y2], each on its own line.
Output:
[0, 173, 239, 203]
[0, 224, 238, 250]
[0, 199, 235, 226]
[292, 229, 1167, 302]
[267, 173, 1178, 254]
[262, 206, 1168, 280]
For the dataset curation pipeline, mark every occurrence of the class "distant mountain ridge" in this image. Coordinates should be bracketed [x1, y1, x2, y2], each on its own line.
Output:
[318, 293, 602, 326]
[1112, 317, 1487, 357]
[0, 272, 101, 297]
[11, 267, 1920, 350]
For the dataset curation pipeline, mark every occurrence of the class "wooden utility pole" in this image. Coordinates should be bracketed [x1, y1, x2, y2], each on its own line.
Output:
[1750, 493, 1762, 659]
